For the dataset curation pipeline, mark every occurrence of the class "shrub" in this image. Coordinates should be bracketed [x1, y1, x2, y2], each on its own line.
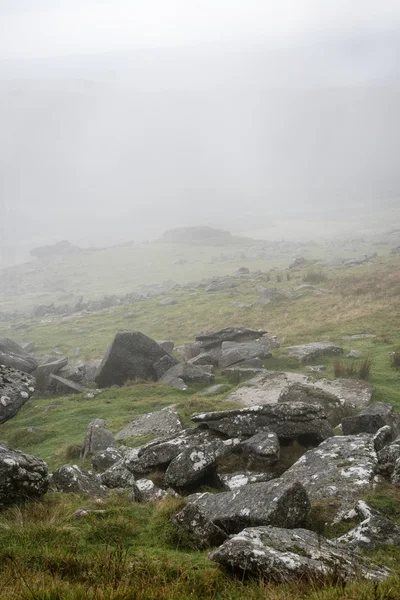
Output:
[390, 351, 400, 370]
[302, 270, 327, 284]
[358, 357, 373, 380]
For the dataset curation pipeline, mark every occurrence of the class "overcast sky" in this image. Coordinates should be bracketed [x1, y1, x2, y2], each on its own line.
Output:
[1, 0, 400, 59]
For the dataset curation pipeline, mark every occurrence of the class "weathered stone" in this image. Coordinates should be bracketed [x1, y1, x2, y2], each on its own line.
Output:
[154, 355, 178, 379]
[279, 435, 377, 513]
[373, 426, 393, 452]
[100, 462, 136, 488]
[205, 280, 238, 292]
[20, 342, 35, 353]
[0, 443, 49, 508]
[33, 357, 68, 392]
[72, 509, 106, 519]
[49, 374, 85, 394]
[92, 447, 124, 471]
[173, 480, 310, 545]
[171, 503, 226, 549]
[0, 338, 38, 373]
[241, 431, 280, 464]
[195, 328, 267, 350]
[176, 342, 202, 361]
[95, 331, 170, 387]
[377, 437, 400, 479]
[80, 419, 116, 459]
[159, 375, 188, 390]
[342, 403, 400, 437]
[337, 501, 400, 551]
[287, 342, 343, 363]
[192, 403, 333, 444]
[0, 365, 36, 425]
[210, 526, 389, 582]
[220, 471, 275, 490]
[52, 465, 108, 498]
[257, 288, 290, 304]
[188, 352, 219, 367]
[116, 407, 182, 441]
[219, 340, 273, 369]
[159, 297, 177, 306]
[278, 383, 354, 426]
[131, 478, 168, 502]
[156, 340, 175, 354]
[347, 350, 363, 358]
[159, 363, 214, 386]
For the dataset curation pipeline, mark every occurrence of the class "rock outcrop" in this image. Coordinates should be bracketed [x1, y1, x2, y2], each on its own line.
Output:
[80, 419, 116, 459]
[0, 365, 36, 425]
[0, 338, 38, 373]
[0, 444, 49, 508]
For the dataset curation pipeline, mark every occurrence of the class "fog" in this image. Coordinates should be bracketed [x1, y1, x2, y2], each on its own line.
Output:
[1, 1, 400, 263]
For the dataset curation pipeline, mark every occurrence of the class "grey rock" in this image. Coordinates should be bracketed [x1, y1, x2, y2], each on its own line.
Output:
[220, 471, 275, 490]
[195, 328, 267, 350]
[0, 338, 38, 373]
[241, 431, 280, 464]
[52, 465, 108, 498]
[49, 374, 85, 394]
[205, 280, 239, 292]
[100, 462, 136, 488]
[342, 334, 376, 340]
[159, 297, 177, 306]
[160, 363, 214, 386]
[219, 339, 273, 369]
[0, 443, 49, 508]
[176, 342, 202, 361]
[373, 426, 393, 452]
[0, 365, 36, 425]
[279, 435, 377, 513]
[33, 357, 68, 392]
[377, 438, 400, 480]
[192, 403, 333, 444]
[222, 366, 265, 378]
[154, 354, 179, 380]
[347, 350, 363, 358]
[81, 419, 116, 459]
[188, 352, 219, 367]
[131, 478, 168, 502]
[115, 407, 182, 440]
[95, 331, 170, 387]
[342, 403, 399, 437]
[20, 342, 35, 353]
[210, 526, 389, 582]
[287, 342, 343, 363]
[72, 509, 106, 519]
[306, 365, 325, 373]
[173, 479, 310, 546]
[257, 288, 290, 304]
[171, 503, 226, 549]
[92, 447, 124, 471]
[160, 375, 188, 390]
[156, 340, 174, 353]
[337, 501, 400, 551]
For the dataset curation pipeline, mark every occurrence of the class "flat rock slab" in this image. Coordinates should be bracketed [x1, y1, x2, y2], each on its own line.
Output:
[0, 443, 49, 508]
[342, 403, 400, 437]
[195, 328, 267, 350]
[220, 472, 276, 490]
[0, 365, 36, 425]
[52, 465, 108, 498]
[81, 419, 116, 459]
[0, 338, 38, 373]
[115, 407, 183, 440]
[210, 526, 389, 582]
[279, 435, 378, 513]
[287, 342, 343, 363]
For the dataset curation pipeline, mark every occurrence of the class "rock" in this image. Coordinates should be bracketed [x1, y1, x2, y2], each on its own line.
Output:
[0, 338, 38, 373]
[92, 447, 124, 471]
[195, 328, 267, 350]
[156, 340, 174, 354]
[342, 403, 400, 437]
[236, 267, 250, 274]
[257, 288, 290, 304]
[188, 352, 219, 367]
[0, 444, 49, 508]
[222, 366, 265, 379]
[279, 435, 377, 513]
[81, 419, 116, 459]
[289, 257, 309, 269]
[373, 426, 393, 452]
[390, 245, 400, 255]
[219, 339, 273, 369]
[115, 407, 183, 440]
[171, 503, 227, 549]
[164, 438, 236, 489]
[33, 357, 68, 392]
[201, 384, 229, 396]
[278, 383, 354, 426]
[160, 376, 188, 390]
[72, 509, 106, 519]
[159, 298, 177, 306]
[241, 431, 280, 464]
[347, 350, 363, 358]
[209, 526, 389, 582]
[0, 365, 36, 425]
[175, 342, 202, 361]
[153, 355, 179, 380]
[306, 365, 325, 373]
[173, 480, 310, 546]
[192, 403, 333, 444]
[49, 374, 85, 394]
[231, 302, 252, 309]
[205, 280, 239, 292]
[131, 478, 168, 502]
[220, 472, 275, 490]
[20, 342, 35, 353]
[159, 363, 214, 386]
[52, 465, 108, 498]
[342, 334, 376, 340]
[100, 462, 136, 488]
[287, 342, 343, 363]
[337, 501, 400, 551]
[377, 438, 400, 480]
[95, 331, 171, 387]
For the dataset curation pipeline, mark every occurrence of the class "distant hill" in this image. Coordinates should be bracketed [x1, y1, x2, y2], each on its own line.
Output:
[159, 226, 253, 245]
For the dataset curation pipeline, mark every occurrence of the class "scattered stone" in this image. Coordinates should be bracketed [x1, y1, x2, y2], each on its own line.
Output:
[373, 426, 393, 452]
[175, 342, 202, 361]
[210, 526, 389, 582]
[0, 365, 36, 425]
[156, 340, 174, 353]
[220, 472, 275, 490]
[0, 444, 49, 508]
[219, 339, 273, 369]
[95, 331, 171, 387]
[0, 338, 38, 373]
[241, 431, 280, 464]
[159, 298, 177, 306]
[52, 465, 108, 498]
[49, 374, 85, 394]
[195, 328, 267, 350]
[92, 447, 124, 471]
[100, 462, 136, 488]
[131, 478, 168, 502]
[154, 354, 179, 380]
[188, 352, 219, 367]
[347, 350, 363, 358]
[72, 509, 106, 519]
[81, 419, 116, 459]
[337, 501, 400, 551]
[33, 357, 68, 392]
[258, 288, 290, 304]
[159, 363, 214, 386]
[171, 503, 226, 549]
[205, 280, 239, 292]
[20, 342, 35, 353]
[287, 342, 343, 363]
[306, 365, 325, 373]
[377, 438, 400, 480]
[278, 383, 354, 426]
[115, 407, 182, 440]
[342, 403, 400, 437]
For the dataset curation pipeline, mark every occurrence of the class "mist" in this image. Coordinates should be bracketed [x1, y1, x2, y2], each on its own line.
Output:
[1, 1, 400, 263]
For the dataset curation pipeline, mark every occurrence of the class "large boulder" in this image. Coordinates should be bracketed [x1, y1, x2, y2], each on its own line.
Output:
[172, 480, 310, 546]
[33, 357, 68, 392]
[241, 431, 280, 464]
[52, 465, 108, 498]
[209, 526, 389, 582]
[337, 501, 400, 551]
[278, 383, 354, 426]
[192, 403, 333, 444]
[342, 403, 400, 437]
[159, 363, 214, 386]
[92, 447, 124, 472]
[0, 444, 49, 508]
[100, 462, 136, 488]
[218, 339, 273, 369]
[279, 435, 377, 513]
[116, 407, 182, 441]
[95, 331, 172, 387]
[287, 342, 343, 363]
[0, 338, 38, 373]
[153, 355, 178, 379]
[377, 437, 400, 482]
[195, 328, 267, 350]
[131, 479, 168, 502]
[80, 419, 116, 459]
[0, 365, 36, 425]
